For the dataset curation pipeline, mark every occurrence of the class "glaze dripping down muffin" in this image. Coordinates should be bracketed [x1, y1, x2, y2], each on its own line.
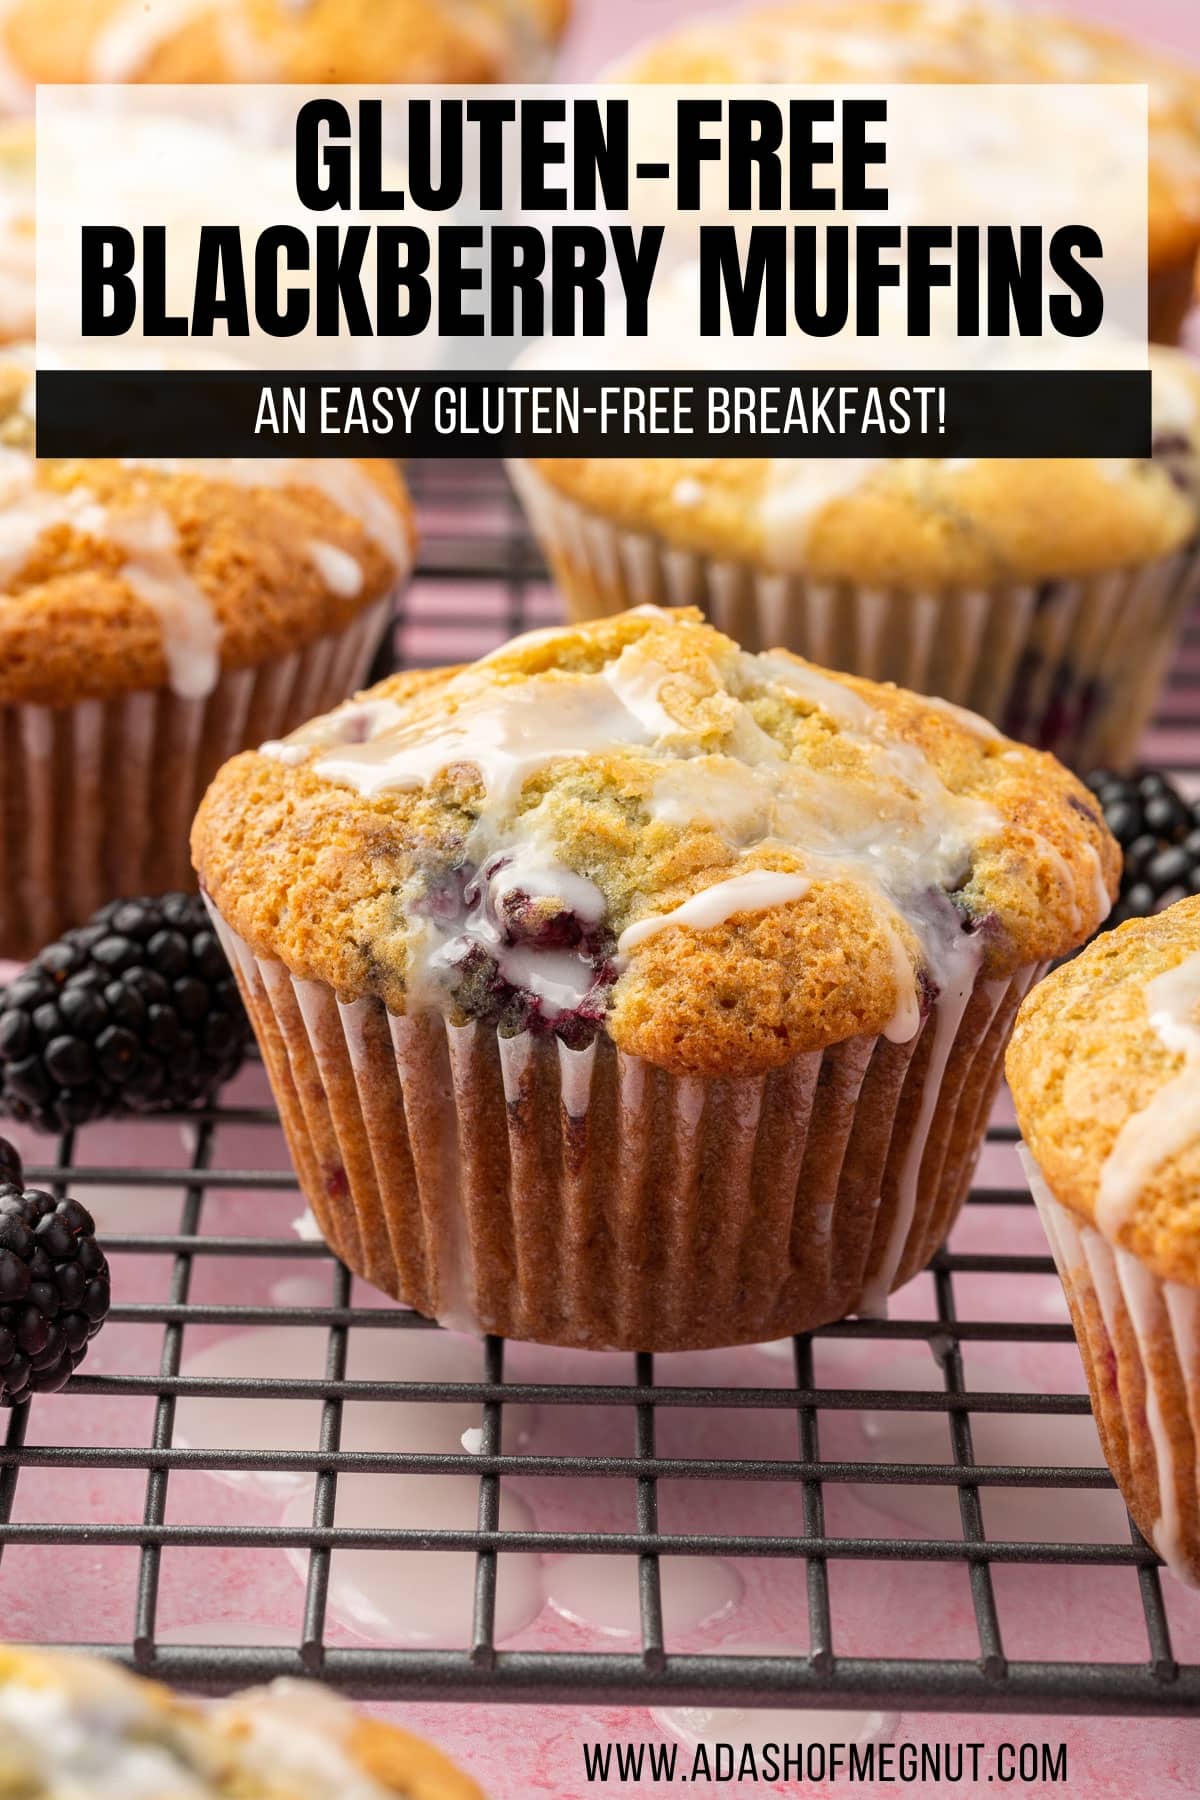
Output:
[0, 352, 415, 956]
[194, 605, 1115, 1350]
[1008, 898, 1200, 1584]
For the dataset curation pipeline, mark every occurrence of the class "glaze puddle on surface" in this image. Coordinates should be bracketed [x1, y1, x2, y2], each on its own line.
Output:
[282, 1475, 545, 1646]
[175, 1326, 534, 1496]
[652, 1656, 898, 1762]
[545, 1552, 743, 1638]
[816, 1344, 1125, 1544]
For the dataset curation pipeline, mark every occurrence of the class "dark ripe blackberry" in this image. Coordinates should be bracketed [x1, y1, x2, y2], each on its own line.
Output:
[0, 1139, 21, 1186]
[1085, 768, 1200, 928]
[0, 1190, 110, 1404]
[0, 894, 250, 1134]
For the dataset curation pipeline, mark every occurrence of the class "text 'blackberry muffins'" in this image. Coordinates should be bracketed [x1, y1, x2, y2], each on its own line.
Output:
[1008, 897, 1200, 1585]
[0, 356, 415, 958]
[0, 1644, 485, 1798]
[511, 350, 1200, 774]
[195, 606, 1115, 1351]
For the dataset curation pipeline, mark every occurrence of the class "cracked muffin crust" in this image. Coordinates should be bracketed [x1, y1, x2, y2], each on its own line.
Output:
[0, 358, 414, 708]
[194, 605, 1117, 1078]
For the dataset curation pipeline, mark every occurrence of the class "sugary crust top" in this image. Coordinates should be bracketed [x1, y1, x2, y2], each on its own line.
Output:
[613, 0, 1200, 271]
[527, 354, 1200, 588]
[3, 0, 569, 85]
[194, 605, 1117, 1078]
[0, 1645, 484, 1798]
[0, 361, 415, 707]
[1007, 896, 1200, 1286]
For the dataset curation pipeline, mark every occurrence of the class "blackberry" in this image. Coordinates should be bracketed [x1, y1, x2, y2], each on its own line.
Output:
[1085, 768, 1200, 926]
[0, 1139, 21, 1187]
[0, 1190, 110, 1403]
[0, 894, 250, 1134]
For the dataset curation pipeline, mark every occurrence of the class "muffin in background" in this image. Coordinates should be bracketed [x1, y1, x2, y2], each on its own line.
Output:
[0, 0, 570, 86]
[0, 124, 33, 346]
[194, 604, 1116, 1352]
[609, 0, 1200, 345]
[0, 1643, 485, 1797]
[1008, 896, 1200, 1586]
[0, 355, 415, 958]
[511, 349, 1200, 775]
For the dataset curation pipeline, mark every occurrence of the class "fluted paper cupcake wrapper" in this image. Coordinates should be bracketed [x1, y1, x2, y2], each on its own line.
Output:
[0, 596, 391, 961]
[510, 459, 1200, 774]
[1027, 1149, 1200, 1587]
[212, 905, 1041, 1351]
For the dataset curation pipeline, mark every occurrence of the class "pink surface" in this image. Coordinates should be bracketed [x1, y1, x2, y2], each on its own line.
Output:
[2, 1096, 1199, 1798]
[6, 2, 1200, 1791]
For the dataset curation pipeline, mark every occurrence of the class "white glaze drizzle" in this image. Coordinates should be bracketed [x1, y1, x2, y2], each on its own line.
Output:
[617, 870, 810, 955]
[1028, 1149, 1198, 1584]
[306, 538, 364, 598]
[265, 607, 1035, 1041]
[1096, 950, 1200, 1238]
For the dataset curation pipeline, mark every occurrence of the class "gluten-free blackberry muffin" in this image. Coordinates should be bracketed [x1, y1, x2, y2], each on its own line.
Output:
[511, 348, 1200, 776]
[0, 355, 414, 959]
[0, 1644, 485, 1797]
[0, 0, 570, 86]
[1008, 896, 1200, 1586]
[610, 0, 1200, 344]
[194, 604, 1116, 1352]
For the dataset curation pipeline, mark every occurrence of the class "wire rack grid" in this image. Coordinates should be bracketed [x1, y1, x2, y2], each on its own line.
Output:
[1, 459, 1199, 1720]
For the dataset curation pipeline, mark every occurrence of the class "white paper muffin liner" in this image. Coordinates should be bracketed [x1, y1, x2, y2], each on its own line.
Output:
[211, 901, 1042, 1351]
[510, 459, 1200, 774]
[0, 596, 391, 960]
[1025, 1148, 1200, 1586]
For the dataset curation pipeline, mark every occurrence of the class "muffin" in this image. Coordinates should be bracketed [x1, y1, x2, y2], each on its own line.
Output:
[0, 125, 33, 346]
[1008, 896, 1200, 1585]
[0, 0, 569, 87]
[0, 355, 415, 959]
[0, 1644, 484, 1797]
[510, 348, 1200, 775]
[609, 0, 1200, 345]
[193, 604, 1116, 1352]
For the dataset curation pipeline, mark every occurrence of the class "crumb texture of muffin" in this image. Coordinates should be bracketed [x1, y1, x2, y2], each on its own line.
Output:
[611, 0, 1200, 328]
[195, 605, 1117, 1078]
[0, 1645, 486, 1797]
[0, 0, 568, 86]
[1008, 897, 1200, 1285]
[0, 359, 414, 708]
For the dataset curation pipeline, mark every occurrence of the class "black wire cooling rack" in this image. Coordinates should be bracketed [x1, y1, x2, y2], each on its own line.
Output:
[2, 460, 1199, 1719]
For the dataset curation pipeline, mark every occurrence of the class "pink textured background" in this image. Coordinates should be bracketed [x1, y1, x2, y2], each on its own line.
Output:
[5, 3, 1200, 1795]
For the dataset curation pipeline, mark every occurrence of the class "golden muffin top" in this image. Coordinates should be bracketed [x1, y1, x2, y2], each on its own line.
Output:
[1008, 895, 1200, 1285]
[0, 0, 569, 86]
[0, 1644, 484, 1799]
[528, 351, 1200, 588]
[612, 0, 1200, 275]
[0, 358, 414, 708]
[193, 604, 1116, 1077]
